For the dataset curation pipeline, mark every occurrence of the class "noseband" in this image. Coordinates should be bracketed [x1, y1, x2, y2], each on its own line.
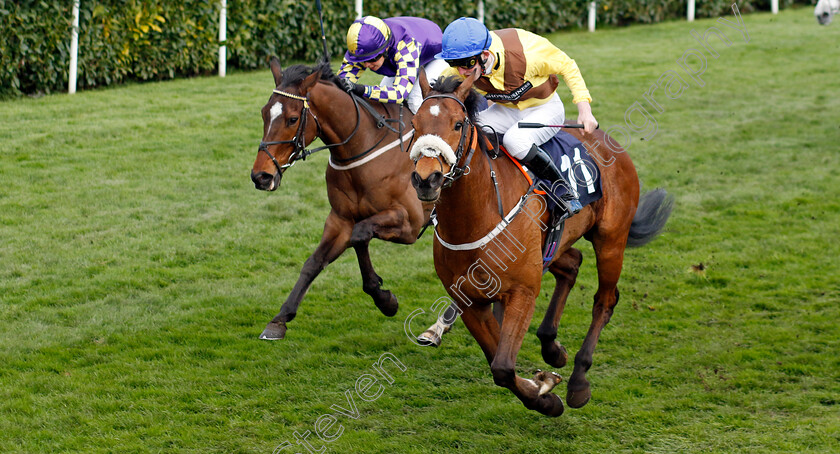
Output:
[417, 94, 478, 188]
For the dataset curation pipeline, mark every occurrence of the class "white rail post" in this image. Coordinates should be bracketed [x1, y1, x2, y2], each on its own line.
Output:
[355, 0, 362, 19]
[219, 0, 226, 77]
[687, 0, 695, 22]
[588, 2, 596, 32]
[69, 0, 80, 94]
[771, 0, 779, 14]
[478, 0, 485, 23]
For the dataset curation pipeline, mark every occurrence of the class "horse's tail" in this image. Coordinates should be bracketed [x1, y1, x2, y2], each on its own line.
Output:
[627, 188, 674, 248]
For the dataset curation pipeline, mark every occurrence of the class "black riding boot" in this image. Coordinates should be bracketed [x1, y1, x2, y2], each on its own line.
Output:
[520, 144, 582, 217]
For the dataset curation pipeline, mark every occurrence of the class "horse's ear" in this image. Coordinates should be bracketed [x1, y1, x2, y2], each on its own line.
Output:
[454, 68, 479, 101]
[418, 67, 432, 98]
[269, 56, 283, 87]
[299, 67, 322, 96]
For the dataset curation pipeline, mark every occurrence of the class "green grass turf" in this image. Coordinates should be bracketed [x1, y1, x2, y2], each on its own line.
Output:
[1, 7, 839, 453]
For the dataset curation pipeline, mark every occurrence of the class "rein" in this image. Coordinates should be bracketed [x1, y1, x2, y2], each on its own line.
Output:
[352, 93, 405, 136]
[331, 98, 405, 165]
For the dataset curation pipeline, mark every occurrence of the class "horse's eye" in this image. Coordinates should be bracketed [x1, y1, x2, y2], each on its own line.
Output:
[287, 117, 299, 126]
[454, 122, 463, 131]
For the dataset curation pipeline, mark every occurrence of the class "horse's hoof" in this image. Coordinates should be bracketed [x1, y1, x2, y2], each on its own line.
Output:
[417, 330, 442, 347]
[566, 385, 591, 408]
[416, 322, 451, 347]
[259, 322, 287, 340]
[541, 341, 568, 368]
[375, 292, 399, 317]
[536, 393, 565, 417]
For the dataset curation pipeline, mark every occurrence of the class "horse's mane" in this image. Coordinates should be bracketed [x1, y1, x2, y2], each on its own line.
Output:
[280, 59, 341, 89]
[430, 76, 485, 124]
[430, 76, 496, 154]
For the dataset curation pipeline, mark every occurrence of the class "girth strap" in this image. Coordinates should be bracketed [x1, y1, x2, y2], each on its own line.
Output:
[435, 193, 531, 251]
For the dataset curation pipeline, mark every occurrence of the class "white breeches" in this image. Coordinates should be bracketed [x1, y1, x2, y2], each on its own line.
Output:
[476, 93, 565, 159]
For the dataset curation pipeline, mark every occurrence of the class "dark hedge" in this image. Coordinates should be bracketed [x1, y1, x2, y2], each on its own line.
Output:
[0, 0, 809, 97]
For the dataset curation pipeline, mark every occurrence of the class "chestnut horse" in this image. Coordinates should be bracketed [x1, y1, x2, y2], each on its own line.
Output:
[251, 58, 429, 340]
[409, 74, 672, 416]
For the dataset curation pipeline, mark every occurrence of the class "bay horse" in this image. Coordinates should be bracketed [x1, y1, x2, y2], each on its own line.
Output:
[409, 74, 672, 416]
[251, 57, 429, 340]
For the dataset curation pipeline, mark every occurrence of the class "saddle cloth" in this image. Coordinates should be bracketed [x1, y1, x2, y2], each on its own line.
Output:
[532, 131, 603, 216]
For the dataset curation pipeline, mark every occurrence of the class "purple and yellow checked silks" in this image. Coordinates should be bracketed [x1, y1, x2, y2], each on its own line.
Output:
[339, 17, 442, 105]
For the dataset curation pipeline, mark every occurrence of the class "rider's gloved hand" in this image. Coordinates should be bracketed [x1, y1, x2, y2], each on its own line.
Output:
[339, 78, 367, 97]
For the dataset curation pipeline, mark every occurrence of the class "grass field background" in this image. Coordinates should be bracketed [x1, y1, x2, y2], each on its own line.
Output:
[1, 7, 839, 453]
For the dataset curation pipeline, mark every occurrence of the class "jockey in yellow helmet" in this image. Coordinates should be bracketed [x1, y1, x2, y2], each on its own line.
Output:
[338, 16, 448, 113]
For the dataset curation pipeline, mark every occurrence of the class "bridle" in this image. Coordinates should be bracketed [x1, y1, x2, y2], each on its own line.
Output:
[416, 94, 478, 188]
[257, 89, 326, 174]
[415, 94, 532, 250]
[258, 87, 405, 174]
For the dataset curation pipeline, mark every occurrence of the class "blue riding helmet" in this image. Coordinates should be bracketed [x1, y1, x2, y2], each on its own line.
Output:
[435, 17, 491, 60]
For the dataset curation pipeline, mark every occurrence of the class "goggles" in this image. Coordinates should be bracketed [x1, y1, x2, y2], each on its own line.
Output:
[445, 55, 481, 69]
[363, 53, 383, 63]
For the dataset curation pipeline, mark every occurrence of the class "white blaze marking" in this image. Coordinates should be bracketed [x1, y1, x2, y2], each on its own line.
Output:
[429, 105, 440, 117]
[269, 102, 283, 127]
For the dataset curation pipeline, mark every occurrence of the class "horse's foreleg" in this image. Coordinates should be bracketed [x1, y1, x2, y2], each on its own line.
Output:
[458, 304, 500, 366]
[417, 301, 459, 347]
[567, 239, 626, 408]
[349, 207, 416, 245]
[347, 207, 416, 316]
[354, 243, 398, 317]
[492, 301, 505, 328]
[537, 248, 583, 368]
[259, 212, 352, 340]
[491, 287, 565, 417]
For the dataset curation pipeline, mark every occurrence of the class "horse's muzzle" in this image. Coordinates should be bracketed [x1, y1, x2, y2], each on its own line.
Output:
[251, 170, 282, 191]
[817, 12, 832, 25]
[411, 171, 443, 202]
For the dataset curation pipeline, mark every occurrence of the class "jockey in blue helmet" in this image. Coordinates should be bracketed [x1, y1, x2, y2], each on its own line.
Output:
[338, 16, 448, 113]
[437, 17, 598, 209]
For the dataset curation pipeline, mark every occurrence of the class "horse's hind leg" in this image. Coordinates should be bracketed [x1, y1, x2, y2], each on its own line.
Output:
[567, 236, 626, 408]
[537, 248, 583, 368]
[260, 212, 352, 340]
[354, 243, 398, 316]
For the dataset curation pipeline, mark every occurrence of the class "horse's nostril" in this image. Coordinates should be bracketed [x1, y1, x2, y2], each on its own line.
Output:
[251, 171, 275, 189]
[428, 171, 444, 189]
[410, 171, 422, 189]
